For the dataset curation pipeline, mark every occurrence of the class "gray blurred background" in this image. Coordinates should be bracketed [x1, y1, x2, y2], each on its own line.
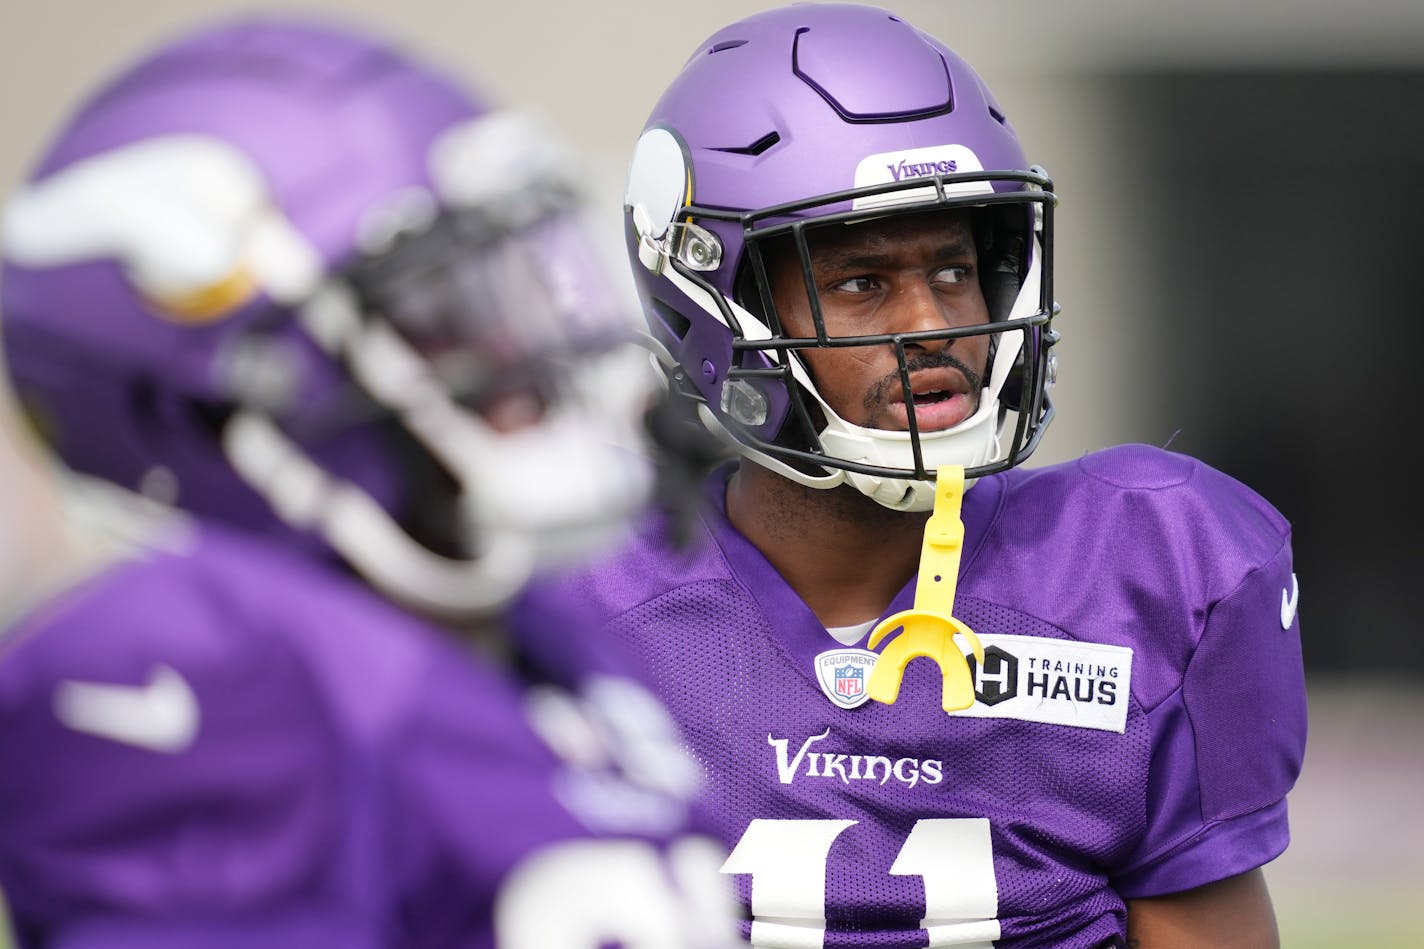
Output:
[1, 1, 1421, 945]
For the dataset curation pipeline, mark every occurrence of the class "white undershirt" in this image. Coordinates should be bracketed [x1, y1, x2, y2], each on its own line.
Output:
[824, 618, 878, 647]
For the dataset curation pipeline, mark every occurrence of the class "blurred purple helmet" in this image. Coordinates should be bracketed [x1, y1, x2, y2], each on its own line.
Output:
[625, 2, 1058, 510]
[2, 16, 653, 616]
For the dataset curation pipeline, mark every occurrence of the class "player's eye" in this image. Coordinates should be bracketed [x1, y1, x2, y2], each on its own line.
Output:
[931, 265, 972, 286]
[831, 275, 879, 294]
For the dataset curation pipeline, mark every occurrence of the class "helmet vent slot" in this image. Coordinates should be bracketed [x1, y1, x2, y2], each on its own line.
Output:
[710, 131, 781, 157]
[989, 106, 1007, 125]
[708, 39, 747, 54]
[653, 299, 692, 341]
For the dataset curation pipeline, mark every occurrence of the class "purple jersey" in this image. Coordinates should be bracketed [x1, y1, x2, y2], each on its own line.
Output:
[0, 521, 731, 948]
[546, 444, 1307, 948]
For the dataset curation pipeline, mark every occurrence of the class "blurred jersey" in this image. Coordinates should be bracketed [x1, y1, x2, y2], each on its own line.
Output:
[0, 512, 730, 948]
[543, 444, 1308, 948]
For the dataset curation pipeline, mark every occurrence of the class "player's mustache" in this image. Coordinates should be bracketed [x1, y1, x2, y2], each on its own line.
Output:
[863, 349, 984, 413]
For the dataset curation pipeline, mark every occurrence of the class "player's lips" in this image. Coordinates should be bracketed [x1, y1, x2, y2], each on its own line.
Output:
[885, 368, 976, 432]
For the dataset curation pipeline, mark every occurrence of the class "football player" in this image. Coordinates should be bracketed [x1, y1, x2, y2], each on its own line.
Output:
[0, 15, 733, 948]
[543, 3, 1307, 947]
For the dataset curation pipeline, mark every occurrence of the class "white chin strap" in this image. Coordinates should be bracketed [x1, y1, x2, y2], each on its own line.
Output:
[819, 398, 1004, 511]
[223, 409, 535, 616]
[223, 405, 650, 619]
[459, 409, 653, 572]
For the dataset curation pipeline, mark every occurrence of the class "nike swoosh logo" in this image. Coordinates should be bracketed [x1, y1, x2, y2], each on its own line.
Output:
[1280, 573, 1300, 630]
[53, 664, 199, 753]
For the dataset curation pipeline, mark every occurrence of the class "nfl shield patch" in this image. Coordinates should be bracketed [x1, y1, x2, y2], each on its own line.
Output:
[814, 648, 878, 710]
[836, 664, 864, 698]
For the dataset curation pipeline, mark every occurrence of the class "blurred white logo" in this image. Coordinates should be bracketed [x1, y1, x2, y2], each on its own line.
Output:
[54, 664, 199, 753]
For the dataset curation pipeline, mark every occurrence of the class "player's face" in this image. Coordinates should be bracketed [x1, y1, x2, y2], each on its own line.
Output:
[766, 208, 991, 433]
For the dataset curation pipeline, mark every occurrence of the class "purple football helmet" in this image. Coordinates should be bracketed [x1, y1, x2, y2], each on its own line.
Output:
[624, 2, 1058, 510]
[1, 16, 652, 616]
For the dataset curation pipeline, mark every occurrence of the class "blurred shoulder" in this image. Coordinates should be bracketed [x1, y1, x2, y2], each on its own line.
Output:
[0, 517, 472, 761]
[528, 503, 734, 627]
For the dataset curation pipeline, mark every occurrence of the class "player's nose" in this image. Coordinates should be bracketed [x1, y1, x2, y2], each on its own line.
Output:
[890, 279, 956, 351]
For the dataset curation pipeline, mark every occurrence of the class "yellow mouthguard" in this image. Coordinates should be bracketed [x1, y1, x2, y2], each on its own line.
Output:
[866, 464, 984, 713]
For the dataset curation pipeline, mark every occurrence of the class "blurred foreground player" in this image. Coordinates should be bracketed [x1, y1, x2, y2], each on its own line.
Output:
[549, 3, 1308, 947]
[0, 16, 733, 948]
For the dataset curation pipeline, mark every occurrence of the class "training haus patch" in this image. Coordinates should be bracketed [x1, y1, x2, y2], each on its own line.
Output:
[954, 634, 1133, 733]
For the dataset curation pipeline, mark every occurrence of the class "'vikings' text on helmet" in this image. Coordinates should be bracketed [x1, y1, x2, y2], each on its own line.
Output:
[624, 2, 1059, 511]
[2, 17, 653, 616]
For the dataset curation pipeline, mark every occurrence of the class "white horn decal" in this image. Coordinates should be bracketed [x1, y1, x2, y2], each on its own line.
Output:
[2, 134, 322, 320]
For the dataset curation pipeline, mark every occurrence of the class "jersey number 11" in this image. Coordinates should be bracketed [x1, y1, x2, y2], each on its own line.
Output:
[722, 817, 1001, 948]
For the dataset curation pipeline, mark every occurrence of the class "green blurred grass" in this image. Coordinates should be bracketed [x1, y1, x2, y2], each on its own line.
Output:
[1281, 921, 1422, 949]
[1275, 879, 1424, 949]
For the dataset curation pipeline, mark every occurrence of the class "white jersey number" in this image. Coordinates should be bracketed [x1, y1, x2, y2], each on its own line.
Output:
[496, 835, 735, 949]
[722, 818, 1000, 948]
